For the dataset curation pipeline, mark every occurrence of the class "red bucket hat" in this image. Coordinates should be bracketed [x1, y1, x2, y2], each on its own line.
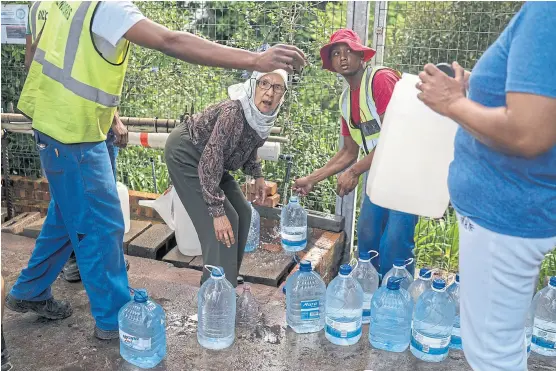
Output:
[320, 28, 376, 72]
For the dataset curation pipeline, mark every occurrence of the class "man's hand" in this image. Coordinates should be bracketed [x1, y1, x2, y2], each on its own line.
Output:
[416, 61, 467, 116]
[111, 113, 128, 148]
[254, 177, 266, 205]
[337, 168, 359, 197]
[214, 215, 235, 248]
[254, 44, 307, 74]
[292, 176, 315, 196]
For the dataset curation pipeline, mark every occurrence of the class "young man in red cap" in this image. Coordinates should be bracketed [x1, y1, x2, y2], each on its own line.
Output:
[293, 28, 417, 278]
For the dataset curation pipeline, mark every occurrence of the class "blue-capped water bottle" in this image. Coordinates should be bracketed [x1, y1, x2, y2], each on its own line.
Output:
[408, 268, 433, 304]
[119, 289, 166, 369]
[197, 266, 236, 350]
[286, 260, 326, 333]
[411, 278, 455, 362]
[382, 258, 414, 291]
[325, 264, 363, 346]
[369, 277, 413, 352]
[352, 250, 379, 324]
[447, 274, 461, 350]
[531, 276, 556, 356]
[280, 195, 308, 253]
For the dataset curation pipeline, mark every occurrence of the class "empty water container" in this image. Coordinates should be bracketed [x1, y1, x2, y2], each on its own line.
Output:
[325, 264, 364, 346]
[408, 268, 433, 304]
[280, 195, 308, 253]
[369, 277, 413, 352]
[382, 258, 414, 291]
[531, 276, 556, 356]
[352, 250, 380, 324]
[245, 204, 260, 253]
[236, 284, 260, 329]
[286, 260, 326, 333]
[411, 278, 455, 362]
[447, 274, 461, 350]
[197, 266, 236, 350]
[119, 289, 166, 369]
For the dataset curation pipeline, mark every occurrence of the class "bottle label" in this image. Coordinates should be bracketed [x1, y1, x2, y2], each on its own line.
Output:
[362, 298, 371, 318]
[300, 300, 320, 320]
[281, 232, 307, 247]
[325, 317, 362, 339]
[450, 326, 461, 345]
[411, 329, 450, 355]
[119, 330, 152, 351]
[532, 320, 556, 349]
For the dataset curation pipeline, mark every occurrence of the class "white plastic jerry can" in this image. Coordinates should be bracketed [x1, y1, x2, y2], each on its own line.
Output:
[116, 182, 131, 233]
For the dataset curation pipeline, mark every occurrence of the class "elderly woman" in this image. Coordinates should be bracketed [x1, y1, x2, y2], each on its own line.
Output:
[165, 69, 288, 287]
[417, 2, 556, 370]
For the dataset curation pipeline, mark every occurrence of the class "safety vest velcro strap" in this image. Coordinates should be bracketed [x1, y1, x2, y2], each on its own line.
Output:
[34, 49, 120, 107]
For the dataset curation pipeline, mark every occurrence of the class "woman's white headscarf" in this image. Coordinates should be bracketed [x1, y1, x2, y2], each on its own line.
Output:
[228, 69, 288, 139]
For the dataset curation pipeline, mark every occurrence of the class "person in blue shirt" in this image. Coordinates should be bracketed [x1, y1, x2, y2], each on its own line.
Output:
[417, 2, 556, 370]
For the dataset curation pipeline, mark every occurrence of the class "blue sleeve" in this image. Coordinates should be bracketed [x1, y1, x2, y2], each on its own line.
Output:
[506, 2, 556, 98]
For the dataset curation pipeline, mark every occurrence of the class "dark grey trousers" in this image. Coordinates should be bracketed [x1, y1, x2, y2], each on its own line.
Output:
[165, 124, 251, 287]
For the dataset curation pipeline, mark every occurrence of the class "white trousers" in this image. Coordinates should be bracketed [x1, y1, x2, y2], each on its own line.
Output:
[457, 214, 556, 371]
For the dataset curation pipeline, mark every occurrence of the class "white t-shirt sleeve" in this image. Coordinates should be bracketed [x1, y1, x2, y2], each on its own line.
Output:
[91, 1, 146, 47]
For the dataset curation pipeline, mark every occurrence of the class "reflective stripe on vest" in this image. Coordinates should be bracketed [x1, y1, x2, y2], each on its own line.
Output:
[340, 66, 401, 153]
[29, 2, 48, 42]
[31, 3, 120, 108]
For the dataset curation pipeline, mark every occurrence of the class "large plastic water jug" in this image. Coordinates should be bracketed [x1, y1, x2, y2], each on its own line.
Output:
[325, 264, 363, 346]
[118, 289, 166, 369]
[280, 195, 308, 253]
[286, 260, 326, 334]
[408, 268, 433, 304]
[531, 276, 556, 356]
[197, 265, 236, 350]
[411, 279, 455, 362]
[382, 258, 414, 291]
[116, 182, 130, 234]
[369, 277, 413, 352]
[447, 274, 461, 350]
[139, 186, 202, 256]
[366, 73, 459, 218]
[245, 204, 260, 253]
[352, 250, 379, 324]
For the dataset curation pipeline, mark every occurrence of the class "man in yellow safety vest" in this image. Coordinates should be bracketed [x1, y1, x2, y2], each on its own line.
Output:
[293, 28, 417, 279]
[7, 1, 305, 340]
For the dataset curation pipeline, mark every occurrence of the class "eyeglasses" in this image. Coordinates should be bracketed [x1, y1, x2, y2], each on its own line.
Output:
[255, 79, 287, 95]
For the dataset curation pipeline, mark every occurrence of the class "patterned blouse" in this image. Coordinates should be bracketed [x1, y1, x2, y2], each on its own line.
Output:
[184, 99, 265, 217]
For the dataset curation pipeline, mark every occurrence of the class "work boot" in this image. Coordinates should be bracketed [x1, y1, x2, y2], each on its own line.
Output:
[5, 294, 73, 320]
[1, 332, 13, 371]
[62, 254, 131, 283]
[94, 326, 119, 340]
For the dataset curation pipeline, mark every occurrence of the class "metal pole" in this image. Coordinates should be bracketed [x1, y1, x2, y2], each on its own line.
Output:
[371, 1, 388, 68]
[336, 1, 372, 256]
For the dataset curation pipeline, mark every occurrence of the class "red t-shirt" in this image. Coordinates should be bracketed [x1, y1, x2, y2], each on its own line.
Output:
[340, 69, 400, 136]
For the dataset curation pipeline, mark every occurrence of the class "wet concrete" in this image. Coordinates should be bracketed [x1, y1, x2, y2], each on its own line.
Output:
[2, 233, 555, 371]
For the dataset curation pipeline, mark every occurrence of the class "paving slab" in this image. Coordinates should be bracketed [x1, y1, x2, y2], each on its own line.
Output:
[20, 216, 45, 239]
[123, 220, 152, 253]
[128, 223, 175, 259]
[3, 232, 553, 371]
[1, 212, 41, 234]
[162, 246, 197, 268]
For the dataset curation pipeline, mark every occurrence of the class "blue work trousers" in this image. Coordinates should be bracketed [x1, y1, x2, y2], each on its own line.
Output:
[9, 130, 130, 330]
[357, 195, 418, 278]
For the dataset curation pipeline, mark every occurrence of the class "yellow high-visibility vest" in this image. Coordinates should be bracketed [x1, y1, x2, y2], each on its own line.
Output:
[339, 66, 401, 154]
[28, 1, 50, 42]
[18, 1, 131, 143]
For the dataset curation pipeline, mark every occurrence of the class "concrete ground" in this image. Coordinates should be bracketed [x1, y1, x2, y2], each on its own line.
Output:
[1, 233, 554, 371]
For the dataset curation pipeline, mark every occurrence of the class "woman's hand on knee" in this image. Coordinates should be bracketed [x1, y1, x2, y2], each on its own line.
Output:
[213, 215, 235, 248]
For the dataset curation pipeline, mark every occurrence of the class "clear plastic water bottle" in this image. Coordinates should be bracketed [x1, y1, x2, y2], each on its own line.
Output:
[236, 284, 260, 329]
[382, 258, 414, 291]
[197, 266, 236, 350]
[526, 300, 534, 358]
[447, 274, 461, 350]
[280, 195, 307, 253]
[369, 277, 413, 352]
[119, 289, 166, 369]
[408, 268, 432, 304]
[352, 250, 379, 324]
[286, 260, 326, 333]
[244, 204, 260, 253]
[531, 276, 556, 356]
[411, 278, 455, 362]
[325, 264, 363, 346]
